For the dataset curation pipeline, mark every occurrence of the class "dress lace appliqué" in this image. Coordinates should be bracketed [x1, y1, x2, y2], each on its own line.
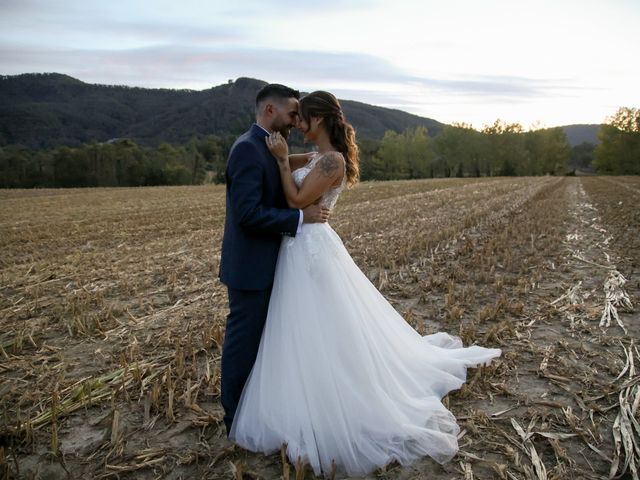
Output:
[285, 152, 346, 273]
[291, 152, 346, 211]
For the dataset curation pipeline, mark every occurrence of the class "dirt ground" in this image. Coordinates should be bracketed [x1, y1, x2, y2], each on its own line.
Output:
[1, 176, 638, 479]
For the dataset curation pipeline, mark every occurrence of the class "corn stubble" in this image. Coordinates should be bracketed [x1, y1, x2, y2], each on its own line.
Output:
[0, 176, 638, 479]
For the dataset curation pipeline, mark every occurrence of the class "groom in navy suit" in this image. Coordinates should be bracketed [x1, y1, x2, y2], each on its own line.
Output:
[219, 84, 329, 434]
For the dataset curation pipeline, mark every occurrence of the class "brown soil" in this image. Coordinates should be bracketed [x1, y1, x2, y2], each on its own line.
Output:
[1, 176, 637, 479]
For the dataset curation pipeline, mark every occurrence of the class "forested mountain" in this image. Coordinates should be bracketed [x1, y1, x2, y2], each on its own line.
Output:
[0, 73, 445, 149]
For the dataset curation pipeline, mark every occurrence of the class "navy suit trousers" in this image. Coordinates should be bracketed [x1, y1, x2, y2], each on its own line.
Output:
[220, 286, 272, 434]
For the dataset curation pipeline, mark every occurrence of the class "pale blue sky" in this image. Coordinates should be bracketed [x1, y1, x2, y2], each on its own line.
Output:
[1, 0, 638, 128]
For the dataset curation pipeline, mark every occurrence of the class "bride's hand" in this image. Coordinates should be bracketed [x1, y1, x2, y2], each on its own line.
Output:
[266, 132, 289, 166]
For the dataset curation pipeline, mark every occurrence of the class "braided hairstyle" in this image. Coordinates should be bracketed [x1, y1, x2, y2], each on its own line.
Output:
[299, 91, 359, 186]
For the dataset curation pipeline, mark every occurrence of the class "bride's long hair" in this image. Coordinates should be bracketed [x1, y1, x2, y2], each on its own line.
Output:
[299, 91, 359, 186]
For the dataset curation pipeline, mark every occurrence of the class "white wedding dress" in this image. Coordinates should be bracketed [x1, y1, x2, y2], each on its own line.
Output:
[229, 153, 501, 476]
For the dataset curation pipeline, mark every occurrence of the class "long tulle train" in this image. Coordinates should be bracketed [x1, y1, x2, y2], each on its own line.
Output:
[230, 224, 501, 476]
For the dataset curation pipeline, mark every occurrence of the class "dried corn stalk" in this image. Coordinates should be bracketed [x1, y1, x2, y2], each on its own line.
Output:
[550, 281, 583, 307]
[3, 360, 164, 436]
[609, 343, 640, 480]
[599, 270, 633, 333]
[511, 418, 548, 480]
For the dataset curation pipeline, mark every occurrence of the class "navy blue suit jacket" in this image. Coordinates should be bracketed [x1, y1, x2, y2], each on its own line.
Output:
[219, 124, 300, 290]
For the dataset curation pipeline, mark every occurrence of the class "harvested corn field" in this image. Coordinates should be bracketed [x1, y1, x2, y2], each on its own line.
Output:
[1, 176, 638, 479]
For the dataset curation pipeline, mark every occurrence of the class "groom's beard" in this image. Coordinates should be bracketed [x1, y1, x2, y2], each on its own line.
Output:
[276, 125, 292, 139]
[271, 118, 293, 139]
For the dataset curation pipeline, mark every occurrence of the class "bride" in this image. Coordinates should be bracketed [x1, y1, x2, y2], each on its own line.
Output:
[229, 90, 501, 476]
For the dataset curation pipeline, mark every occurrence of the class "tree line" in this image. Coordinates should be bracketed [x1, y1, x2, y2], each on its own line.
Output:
[1, 107, 637, 188]
[0, 136, 233, 188]
[593, 107, 640, 174]
[360, 121, 572, 180]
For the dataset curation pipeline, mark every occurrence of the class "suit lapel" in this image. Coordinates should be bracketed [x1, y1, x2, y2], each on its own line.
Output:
[249, 124, 284, 201]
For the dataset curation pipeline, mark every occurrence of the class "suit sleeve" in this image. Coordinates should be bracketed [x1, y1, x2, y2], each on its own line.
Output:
[227, 142, 300, 237]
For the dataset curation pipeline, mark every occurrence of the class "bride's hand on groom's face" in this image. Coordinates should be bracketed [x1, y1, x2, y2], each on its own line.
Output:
[266, 132, 288, 165]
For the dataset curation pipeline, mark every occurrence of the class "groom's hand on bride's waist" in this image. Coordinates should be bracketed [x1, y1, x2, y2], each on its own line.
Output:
[302, 204, 330, 224]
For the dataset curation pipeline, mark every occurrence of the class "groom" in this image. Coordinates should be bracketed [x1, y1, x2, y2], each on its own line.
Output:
[219, 84, 329, 434]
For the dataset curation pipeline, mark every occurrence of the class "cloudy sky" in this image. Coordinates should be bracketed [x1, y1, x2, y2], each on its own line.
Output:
[1, 0, 638, 129]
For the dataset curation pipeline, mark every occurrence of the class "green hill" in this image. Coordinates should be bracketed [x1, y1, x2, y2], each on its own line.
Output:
[0, 73, 445, 149]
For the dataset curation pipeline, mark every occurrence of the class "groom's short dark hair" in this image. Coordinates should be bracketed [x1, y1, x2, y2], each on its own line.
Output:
[256, 84, 300, 109]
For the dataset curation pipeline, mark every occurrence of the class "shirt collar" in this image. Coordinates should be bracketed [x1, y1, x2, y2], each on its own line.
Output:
[254, 122, 271, 135]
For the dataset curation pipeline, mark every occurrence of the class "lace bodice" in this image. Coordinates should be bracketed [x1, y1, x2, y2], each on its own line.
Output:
[291, 152, 346, 210]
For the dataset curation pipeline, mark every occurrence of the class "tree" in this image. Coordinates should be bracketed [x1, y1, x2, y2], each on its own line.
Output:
[369, 127, 434, 180]
[525, 127, 571, 175]
[0, 146, 28, 187]
[371, 130, 408, 180]
[570, 142, 596, 172]
[594, 107, 640, 174]
[482, 120, 527, 176]
[406, 126, 432, 179]
[607, 107, 640, 133]
[53, 146, 91, 187]
[434, 123, 485, 177]
[357, 137, 380, 181]
[188, 140, 206, 184]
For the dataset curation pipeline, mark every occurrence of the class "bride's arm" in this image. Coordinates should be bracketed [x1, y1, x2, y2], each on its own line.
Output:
[267, 133, 343, 209]
[289, 153, 313, 170]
